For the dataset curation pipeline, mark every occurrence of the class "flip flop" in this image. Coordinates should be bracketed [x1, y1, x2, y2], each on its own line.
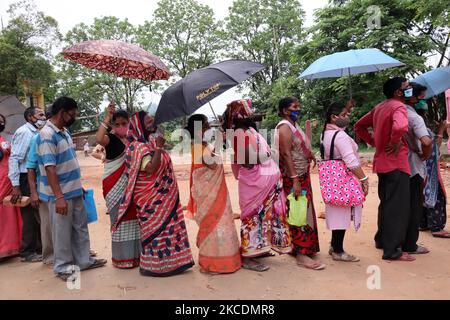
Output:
[297, 262, 326, 270]
[56, 273, 74, 282]
[332, 252, 360, 262]
[407, 246, 430, 255]
[85, 259, 107, 270]
[20, 253, 43, 263]
[432, 231, 450, 238]
[258, 251, 276, 258]
[242, 260, 270, 272]
[396, 253, 416, 262]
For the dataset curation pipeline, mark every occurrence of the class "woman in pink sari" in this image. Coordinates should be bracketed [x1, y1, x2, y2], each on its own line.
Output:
[0, 114, 22, 260]
[224, 100, 291, 272]
[115, 111, 194, 277]
[186, 114, 241, 274]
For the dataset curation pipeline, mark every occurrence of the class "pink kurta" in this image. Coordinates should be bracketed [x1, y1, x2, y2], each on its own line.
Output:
[322, 124, 362, 231]
[0, 136, 22, 258]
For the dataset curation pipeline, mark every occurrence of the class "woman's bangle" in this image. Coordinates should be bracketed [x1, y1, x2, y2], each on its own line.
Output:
[55, 195, 65, 201]
[290, 174, 299, 179]
[360, 176, 369, 182]
[101, 122, 109, 130]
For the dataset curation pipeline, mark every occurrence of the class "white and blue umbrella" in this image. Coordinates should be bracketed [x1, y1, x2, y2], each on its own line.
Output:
[299, 48, 405, 98]
[412, 66, 450, 99]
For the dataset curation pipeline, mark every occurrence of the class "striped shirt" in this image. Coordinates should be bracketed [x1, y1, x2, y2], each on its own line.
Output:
[37, 121, 83, 202]
[8, 122, 38, 186]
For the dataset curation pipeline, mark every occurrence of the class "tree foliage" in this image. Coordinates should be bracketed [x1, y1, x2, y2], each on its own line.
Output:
[0, 0, 60, 96]
[224, 0, 306, 109]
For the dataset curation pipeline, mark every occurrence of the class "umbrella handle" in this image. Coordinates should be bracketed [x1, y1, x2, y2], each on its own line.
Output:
[209, 102, 219, 122]
[348, 71, 353, 100]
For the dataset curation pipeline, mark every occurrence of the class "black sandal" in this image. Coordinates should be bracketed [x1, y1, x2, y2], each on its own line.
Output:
[85, 259, 107, 270]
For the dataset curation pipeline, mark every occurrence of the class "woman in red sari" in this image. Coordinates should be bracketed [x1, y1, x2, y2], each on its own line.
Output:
[186, 114, 241, 274]
[96, 104, 140, 269]
[115, 111, 194, 277]
[0, 114, 22, 261]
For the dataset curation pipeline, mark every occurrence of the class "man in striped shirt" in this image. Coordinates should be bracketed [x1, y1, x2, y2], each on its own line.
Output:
[37, 97, 106, 280]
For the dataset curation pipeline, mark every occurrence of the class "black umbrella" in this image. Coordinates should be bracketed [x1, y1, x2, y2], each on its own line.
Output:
[154, 59, 265, 124]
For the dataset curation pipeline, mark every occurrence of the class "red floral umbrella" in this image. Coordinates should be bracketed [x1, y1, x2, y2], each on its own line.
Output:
[62, 39, 170, 81]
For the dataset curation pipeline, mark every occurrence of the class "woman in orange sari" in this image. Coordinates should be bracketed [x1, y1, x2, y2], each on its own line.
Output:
[186, 114, 241, 274]
[115, 111, 194, 277]
[0, 114, 22, 261]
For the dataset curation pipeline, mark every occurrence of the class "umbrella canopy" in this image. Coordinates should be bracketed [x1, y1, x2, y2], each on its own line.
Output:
[0, 95, 26, 141]
[412, 66, 450, 99]
[154, 60, 264, 124]
[62, 39, 170, 81]
[299, 48, 405, 80]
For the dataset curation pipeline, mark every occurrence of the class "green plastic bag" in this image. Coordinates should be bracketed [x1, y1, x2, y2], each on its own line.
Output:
[286, 190, 308, 227]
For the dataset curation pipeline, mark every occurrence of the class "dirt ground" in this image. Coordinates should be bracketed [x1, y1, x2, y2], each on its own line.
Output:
[1, 152, 450, 300]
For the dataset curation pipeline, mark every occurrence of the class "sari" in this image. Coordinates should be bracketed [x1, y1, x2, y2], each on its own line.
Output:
[275, 120, 320, 256]
[102, 137, 140, 269]
[0, 136, 22, 259]
[421, 129, 447, 232]
[232, 128, 292, 258]
[187, 143, 241, 273]
[116, 112, 194, 277]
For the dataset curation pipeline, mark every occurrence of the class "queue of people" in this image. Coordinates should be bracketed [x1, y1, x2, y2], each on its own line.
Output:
[0, 75, 449, 281]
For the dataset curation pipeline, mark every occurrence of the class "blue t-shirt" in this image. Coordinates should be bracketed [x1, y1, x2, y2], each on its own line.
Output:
[26, 134, 40, 190]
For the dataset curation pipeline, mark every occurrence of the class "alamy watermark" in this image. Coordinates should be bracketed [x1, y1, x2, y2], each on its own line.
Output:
[366, 265, 381, 290]
[367, 5, 382, 29]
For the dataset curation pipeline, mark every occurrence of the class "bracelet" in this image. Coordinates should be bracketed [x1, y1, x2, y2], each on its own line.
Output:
[290, 175, 299, 179]
[101, 122, 109, 130]
[436, 134, 443, 138]
[360, 176, 369, 182]
[154, 147, 163, 151]
[55, 195, 65, 200]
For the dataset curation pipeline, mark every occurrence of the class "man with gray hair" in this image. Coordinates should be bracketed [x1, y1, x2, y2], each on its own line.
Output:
[9, 107, 46, 262]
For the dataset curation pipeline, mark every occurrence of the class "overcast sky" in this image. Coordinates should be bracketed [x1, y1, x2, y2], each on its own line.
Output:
[0, 0, 328, 116]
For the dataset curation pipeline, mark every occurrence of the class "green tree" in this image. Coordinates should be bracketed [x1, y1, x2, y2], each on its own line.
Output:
[224, 0, 306, 109]
[283, 0, 450, 145]
[137, 0, 223, 130]
[138, 0, 223, 79]
[0, 0, 60, 97]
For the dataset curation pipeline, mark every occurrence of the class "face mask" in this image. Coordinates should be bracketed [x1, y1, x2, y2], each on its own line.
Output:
[114, 126, 128, 138]
[403, 88, 413, 98]
[0, 124, 4, 133]
[290, 110, 300, 122]
[335, 117, 350, 128]
[414, 99, 428, 111]
[34, 119, 46, 130]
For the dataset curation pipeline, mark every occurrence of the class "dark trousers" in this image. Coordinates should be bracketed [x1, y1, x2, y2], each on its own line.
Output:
[19, 173, 41, 257]
[331, 230, 346, 253]
[403, 174, 423, 252]
[374, 170, 410, 260]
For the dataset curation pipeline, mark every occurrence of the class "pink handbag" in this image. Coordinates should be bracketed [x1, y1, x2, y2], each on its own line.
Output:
[318, 131, 365, 207]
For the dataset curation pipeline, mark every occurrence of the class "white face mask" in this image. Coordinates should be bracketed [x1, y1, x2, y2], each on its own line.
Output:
[34, 119, 46, 130]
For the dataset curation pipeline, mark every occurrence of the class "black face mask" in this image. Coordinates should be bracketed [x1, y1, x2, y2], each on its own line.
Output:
[0, 124, 4, 133]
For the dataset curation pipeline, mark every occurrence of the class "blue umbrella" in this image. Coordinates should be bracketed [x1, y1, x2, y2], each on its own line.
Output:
[412, 66, 450, 99]
[299, 48, 405, 98]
